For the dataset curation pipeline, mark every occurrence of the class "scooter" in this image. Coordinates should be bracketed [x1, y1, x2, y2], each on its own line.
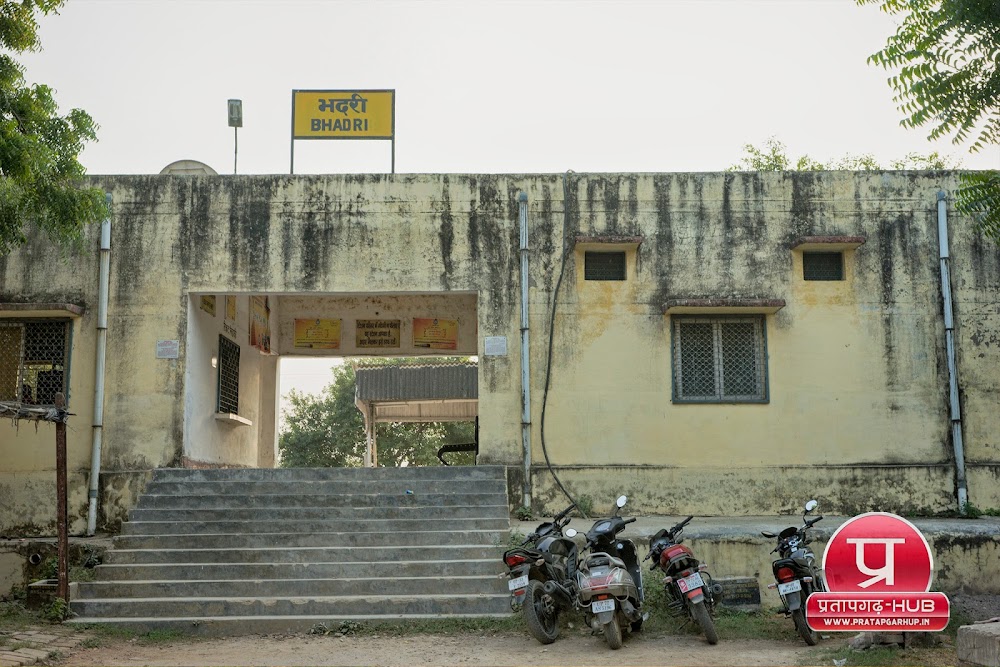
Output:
[566, 495, 644, 650]
[762, 499, 827, 645]
[502, 503, 579, 644]
[646, 515, 722, 644]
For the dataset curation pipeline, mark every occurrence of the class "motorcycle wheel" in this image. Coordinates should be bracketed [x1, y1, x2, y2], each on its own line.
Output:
[690, 600, 719, 645]
[603, 614, 623, 650]
[792, 608, 818, 646]
[523, 580, 560, 644]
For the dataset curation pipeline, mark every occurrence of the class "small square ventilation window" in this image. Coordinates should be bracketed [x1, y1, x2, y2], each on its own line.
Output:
[584, 252, 627, 281]
[803, 252, 844, 281]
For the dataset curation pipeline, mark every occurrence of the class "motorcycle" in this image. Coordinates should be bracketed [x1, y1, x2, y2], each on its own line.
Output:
[646, 515, 722, 644]
[566, 495, 644, 650]
[762, 499, 827, 645]
[502, 503, 579, 644]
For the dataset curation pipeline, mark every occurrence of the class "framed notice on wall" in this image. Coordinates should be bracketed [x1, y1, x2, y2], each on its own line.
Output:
[356, 319, 401, 349]
[413, 318, 458, 350]
[249, 296, 271, 354]
[294, 318, 342, 349]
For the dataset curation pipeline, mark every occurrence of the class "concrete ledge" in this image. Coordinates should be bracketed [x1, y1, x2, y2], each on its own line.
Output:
[958, 622, 1000, 666]
[662, 298, 786, 314]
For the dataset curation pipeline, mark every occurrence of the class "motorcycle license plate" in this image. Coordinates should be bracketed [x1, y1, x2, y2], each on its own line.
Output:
[778, 580, 802, 595]
[508, 575, 529, 592]
[591, 599, 616, 613]
[677, 572, 705, 594]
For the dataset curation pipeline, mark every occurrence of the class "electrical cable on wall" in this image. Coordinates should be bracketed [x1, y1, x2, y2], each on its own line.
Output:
[538, 170, 588, 518]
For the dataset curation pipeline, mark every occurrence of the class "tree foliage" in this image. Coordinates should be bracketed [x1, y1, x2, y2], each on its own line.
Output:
[0, 0, 106, 254]
[279, 362, 476, 468]
[858, 0, 1000, 241]
[729, 137, 960, 172]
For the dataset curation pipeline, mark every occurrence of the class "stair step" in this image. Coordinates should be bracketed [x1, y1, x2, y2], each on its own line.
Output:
[76, 576, 506, 598]
[120, 517, 510, 535]
[71, 594, 512, 618]
[142, 479, 506, 495]
[127, 505, 509, 522]
[152, 465, 506, 482]
[94, 559, 503, 581]
[103, 544, 504, 565]
[65, 613, 513, 637]
[112, 529, 505, 550]
[135, 492, 507, 510]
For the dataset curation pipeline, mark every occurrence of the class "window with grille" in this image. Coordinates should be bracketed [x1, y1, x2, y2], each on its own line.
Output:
[0, 320, 71, 406]
[584, 252, 627, 281]
[216, 335, 240, 414]
[803, 252, 844, 281]
[671, 316, 768, 403]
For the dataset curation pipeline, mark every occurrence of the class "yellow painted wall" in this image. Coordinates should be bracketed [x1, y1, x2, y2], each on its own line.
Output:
[0, 172, 997, 530]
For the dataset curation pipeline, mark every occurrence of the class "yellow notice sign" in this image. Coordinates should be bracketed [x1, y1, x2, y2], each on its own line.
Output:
[294, 318, 342, 349]
[292, 90, 394, 139]
[356, 319, 401, 349]
[413, 318, 458, 350]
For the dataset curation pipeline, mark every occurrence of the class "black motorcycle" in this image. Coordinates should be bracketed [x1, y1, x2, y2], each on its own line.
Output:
[646, 516, 722, 644]
[567, 495, 644, 650]
[503, 503, 579, 644]
[762, 499, 827, 645]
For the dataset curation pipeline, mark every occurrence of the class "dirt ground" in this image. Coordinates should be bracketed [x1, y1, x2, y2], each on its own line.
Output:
[60, 633, 817, 667]
[54, 594, 998, 667]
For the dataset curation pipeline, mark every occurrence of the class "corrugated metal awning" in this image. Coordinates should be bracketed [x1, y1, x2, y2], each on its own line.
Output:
[354, 362, 478, 422]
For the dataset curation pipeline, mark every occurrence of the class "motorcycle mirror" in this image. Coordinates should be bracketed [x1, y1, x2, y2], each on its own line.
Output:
[761, 531, 776, 538]
[565, 528, 578, 538]
[616, 495, 628, 509]
[804, 499, 818, 513]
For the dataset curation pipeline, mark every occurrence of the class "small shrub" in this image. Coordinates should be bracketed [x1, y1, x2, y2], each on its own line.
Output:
[40, 598, 70, 623]
[576, 495, 594, 518]
[514, 506, 533, 521]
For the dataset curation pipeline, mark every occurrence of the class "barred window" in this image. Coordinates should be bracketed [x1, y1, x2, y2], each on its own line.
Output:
[0, 320, 71, 406]
[216, 335, 240, 414]
[672, 316, 768, 403]
[803, 252, 844, 281]
[584, 252, 627, 281]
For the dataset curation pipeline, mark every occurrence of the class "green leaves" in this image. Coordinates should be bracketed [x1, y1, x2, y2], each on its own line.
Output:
[278, 363, 476, 468]
[728, 137, 960, 172]
[957, 170, 1000, 240]
[857, 0, 1000, 152]
[0, 0, 106, 254]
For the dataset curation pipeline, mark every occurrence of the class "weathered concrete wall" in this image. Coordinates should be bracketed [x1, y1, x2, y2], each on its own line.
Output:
[0, 172, 997, 529]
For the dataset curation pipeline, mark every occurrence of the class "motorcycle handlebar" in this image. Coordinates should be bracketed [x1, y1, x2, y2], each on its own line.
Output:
[624, 517, 636, 525]
[554, 503, 576, 522]
[805, 515, 823, 527]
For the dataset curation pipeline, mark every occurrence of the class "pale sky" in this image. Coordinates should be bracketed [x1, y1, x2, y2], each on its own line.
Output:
[22, 0, 999, 410]
[22, 0, 1000, 177]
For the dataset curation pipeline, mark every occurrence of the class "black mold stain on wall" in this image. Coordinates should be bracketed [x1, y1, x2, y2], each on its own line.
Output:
[438, 177, 455, 290]
[227, 179, 274, 289]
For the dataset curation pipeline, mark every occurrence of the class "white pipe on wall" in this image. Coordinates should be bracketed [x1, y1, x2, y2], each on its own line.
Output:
[937, 190, 969, 512]
[518, 192, 531, 509]
[87, 193, 112, 535]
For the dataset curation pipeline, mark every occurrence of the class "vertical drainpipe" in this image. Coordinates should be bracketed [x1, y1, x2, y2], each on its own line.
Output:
[937, 191, 969, 512]
[87, 193, 112, 535]
[518, 192, 532, 509]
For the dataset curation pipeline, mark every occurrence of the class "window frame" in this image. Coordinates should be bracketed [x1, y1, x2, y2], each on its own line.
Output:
[216, 334, 240, 415]
[0, 318, 73, 407]
[802, 251, 845, 281]
[583, 251, 628, 281]
[670, 315, 770, 404]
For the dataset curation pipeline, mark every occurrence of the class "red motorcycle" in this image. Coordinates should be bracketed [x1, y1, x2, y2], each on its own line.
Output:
[646, 516, 721, 644]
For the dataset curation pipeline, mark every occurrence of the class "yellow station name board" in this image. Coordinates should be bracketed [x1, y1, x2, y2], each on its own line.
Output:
[292, 90, 394, 140]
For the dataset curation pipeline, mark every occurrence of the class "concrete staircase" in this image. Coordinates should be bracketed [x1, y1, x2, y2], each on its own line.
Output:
[69, 466, 512, 635]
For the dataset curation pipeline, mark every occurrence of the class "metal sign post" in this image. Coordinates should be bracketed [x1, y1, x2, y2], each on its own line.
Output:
[289, 89, 395, 174]
[54, 392, 69, 603]
[228, 99, 243, 175]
